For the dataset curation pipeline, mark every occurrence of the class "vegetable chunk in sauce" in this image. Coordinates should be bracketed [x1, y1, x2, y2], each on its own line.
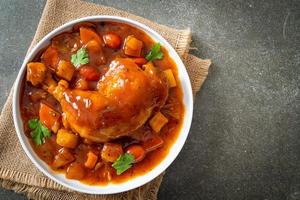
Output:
[21, 21, 184, 185]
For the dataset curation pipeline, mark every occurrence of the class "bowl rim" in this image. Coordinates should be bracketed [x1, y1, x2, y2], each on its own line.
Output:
[12, 15, 193, 194]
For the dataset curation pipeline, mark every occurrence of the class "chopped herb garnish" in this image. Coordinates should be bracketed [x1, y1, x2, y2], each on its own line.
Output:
[28, 118, 51, 145]
[145, 43, 164, 61]
[112, 153, 135, 175]
[71, 47, 89, 67]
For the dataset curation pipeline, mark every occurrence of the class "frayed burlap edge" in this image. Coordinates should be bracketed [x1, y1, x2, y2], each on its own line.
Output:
[0, 173, 164, 200]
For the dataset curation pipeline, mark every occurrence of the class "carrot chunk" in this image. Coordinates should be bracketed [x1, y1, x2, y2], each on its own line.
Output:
[80, 27, 102, 45]
[41, 46, 59, 70]
[39, 103, 60, 133]
[132, 57, 147, 66]
[84, 151, 98, 169]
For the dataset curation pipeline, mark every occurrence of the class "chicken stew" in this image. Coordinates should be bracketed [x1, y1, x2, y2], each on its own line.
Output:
[20, 21, 184, 185]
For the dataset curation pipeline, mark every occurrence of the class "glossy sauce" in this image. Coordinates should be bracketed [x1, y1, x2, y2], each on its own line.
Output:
[20, 21, 184, 185]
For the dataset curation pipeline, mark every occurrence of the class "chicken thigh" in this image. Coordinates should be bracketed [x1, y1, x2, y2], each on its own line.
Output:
[53, 58, 168, 142]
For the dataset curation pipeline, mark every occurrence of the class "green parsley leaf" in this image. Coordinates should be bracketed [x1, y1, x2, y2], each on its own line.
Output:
[28, 118, 39, 129]
[28, 118, 52, 145]
[71, 48, 89, 67]
[32, 127, 43, 145]
[145, 43, 164, 61]
[112, 153, 135, 175]
[40, 124, 51, 137]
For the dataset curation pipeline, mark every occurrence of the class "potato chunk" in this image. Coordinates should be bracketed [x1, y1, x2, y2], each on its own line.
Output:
[66, 162, 85, 180]
[56, 129, 79, 148]
[26, 62, 47, 86]
[149, 112, 168, 133]
[163, 69, 177, 87]
[103, 33, 122, 49]
[56, 60, 75, 81]
[42, 72, 58, 94]
[124, 35, 143, 57]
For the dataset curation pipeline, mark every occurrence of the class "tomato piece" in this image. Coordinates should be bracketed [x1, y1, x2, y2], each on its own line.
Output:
[103, 33, 122, 49]
[39, 102, 60, 133]
[80, 27, 102, 45]
[133, 58, 147, 66]
[79, 66, 101, 81]
[126, 145, 145, 163]
[86, 39, 102, 53]
[101, 143, 123, 162]
[141, 134, 164, 153]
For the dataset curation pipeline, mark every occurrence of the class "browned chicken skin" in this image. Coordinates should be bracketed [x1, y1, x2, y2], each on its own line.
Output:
[53, 58, 168, 142]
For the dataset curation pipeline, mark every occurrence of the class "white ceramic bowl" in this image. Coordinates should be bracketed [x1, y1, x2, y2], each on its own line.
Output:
[13, 16, 193, 194]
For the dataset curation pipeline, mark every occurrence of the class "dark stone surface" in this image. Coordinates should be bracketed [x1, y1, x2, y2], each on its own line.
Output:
[0, 0, 299, 199]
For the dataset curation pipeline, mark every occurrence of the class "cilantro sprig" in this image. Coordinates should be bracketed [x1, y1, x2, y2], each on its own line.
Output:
[71, 47, 89, 67]
[112, 153, 135, 175]
[28, 118, 51, 145]
[145, 43, 164, 61]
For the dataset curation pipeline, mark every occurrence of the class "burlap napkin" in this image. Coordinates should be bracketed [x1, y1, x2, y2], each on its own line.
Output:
[0, 0, 211, 199]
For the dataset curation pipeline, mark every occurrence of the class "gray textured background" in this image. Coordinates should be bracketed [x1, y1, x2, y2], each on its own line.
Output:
[1, 0, 300, 199]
